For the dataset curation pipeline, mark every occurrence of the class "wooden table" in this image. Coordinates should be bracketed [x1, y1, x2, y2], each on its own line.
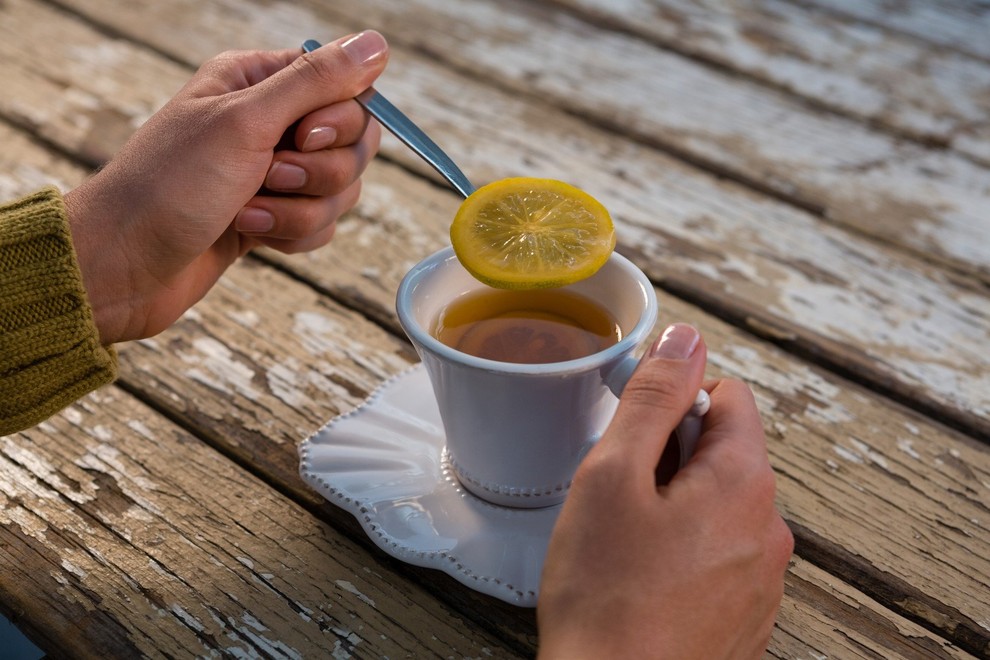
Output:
[2, 0, 989, 657]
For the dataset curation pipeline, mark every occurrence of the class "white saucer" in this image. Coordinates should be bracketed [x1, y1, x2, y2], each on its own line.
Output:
[298, 364, 560, 607]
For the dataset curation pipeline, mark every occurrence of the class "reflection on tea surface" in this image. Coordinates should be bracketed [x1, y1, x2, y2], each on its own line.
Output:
[433, 289, 621, 364]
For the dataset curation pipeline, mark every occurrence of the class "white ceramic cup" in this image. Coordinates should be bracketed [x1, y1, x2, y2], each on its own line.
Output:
[397, 247, 708, 508]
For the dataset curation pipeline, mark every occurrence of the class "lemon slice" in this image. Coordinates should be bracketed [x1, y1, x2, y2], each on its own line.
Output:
[450, 177, 616, 289]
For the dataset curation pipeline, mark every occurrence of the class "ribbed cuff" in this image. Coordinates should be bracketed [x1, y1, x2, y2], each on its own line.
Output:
[0, 186, 118, 435]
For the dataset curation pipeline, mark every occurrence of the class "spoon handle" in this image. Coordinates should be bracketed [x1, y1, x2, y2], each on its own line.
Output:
[302, 40, 476, 199]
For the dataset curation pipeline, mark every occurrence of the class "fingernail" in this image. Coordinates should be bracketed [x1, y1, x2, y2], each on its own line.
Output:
[650, 323, 701, 360]
[235, 207, 275, 233]
[302, 126, 337, 152]
[266, 162, 308, 190]
[340, 30, 387, 65]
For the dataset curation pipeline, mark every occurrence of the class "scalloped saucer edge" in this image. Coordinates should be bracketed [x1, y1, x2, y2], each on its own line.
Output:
[298, 364, 561, 607]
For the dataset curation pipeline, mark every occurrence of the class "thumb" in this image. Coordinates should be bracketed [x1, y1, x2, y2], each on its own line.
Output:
[597, 324, 707, 480]
[248, 31, 389, 129]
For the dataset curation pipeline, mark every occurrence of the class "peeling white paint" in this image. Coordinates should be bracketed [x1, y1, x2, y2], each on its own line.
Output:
[75, 443, 162, 515]
[60, 558, 87, 579]
[171, 604, 205, 632]
[37, 420, 57, 434]
[293, 311, 343, 357]
[2, 504, 50, 540]
[231, 620, 303, 660]
[181, 337, 259, 401]
[137, 337, 161, 351]
[266, 360, 308, 409]
[834, 445, 864, 464]
[1, 440, 94, 506]
[0, 165, 73, 202]
[64, 408, 83, 425]
[241, 613, 267, 632]
[180, 307, 203, 323]
[331, 640, 352, 660]
[335, 580, 376, 608]
[329, 625, 364, 656]
[897, 439, 922, 460]
[228, 309, 260, 329]
[712, 343, 853, 425]
[127, 420, 155, 441]
[852, 439, 889, 469]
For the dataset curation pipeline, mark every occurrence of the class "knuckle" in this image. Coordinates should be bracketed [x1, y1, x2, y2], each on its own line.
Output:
[317, 160, 351, 194]
[195, 50, 234, 76]
[213, 95, 260, 136]
[622, 369, 686, 409]
[291, 51, 337, 86]
[750, 462, 779, 504]
[771, 516, 796, 568]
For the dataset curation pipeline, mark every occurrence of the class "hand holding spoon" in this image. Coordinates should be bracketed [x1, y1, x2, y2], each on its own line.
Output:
[302, 39, 476, 199]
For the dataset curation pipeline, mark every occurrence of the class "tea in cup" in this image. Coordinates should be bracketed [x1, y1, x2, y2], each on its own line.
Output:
[433, 287, 620, 364]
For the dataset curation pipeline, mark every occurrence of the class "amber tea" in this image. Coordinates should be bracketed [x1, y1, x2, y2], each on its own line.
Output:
[432, 289, 622, 364]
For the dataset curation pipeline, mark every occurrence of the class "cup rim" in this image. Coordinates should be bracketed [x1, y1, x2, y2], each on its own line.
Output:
[396, 247, 658, 376]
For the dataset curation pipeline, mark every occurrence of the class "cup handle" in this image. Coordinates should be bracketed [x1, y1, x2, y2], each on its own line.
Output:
[603, 354, 711, 468]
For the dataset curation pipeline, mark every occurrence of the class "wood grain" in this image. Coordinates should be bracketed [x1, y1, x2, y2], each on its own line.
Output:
[103, 170, 990, 655]
[0, 387, 521, 658]
[43, 0, 990, 281]
[800, 0, 990, 62]
[8, 110, 983, 653]
[773, 557, 975, 659]
[3, 0, 989, 655]
[269, 159, 990, 655]
[3, 0, 987, 438]
[0, 122, 90, 201]
[3, 384, 974, 658]
[547, 0, 990, 164]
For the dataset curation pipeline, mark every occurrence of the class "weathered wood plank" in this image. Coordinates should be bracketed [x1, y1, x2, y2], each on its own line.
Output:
[267, 161, 990, 655]
[0, 2, 180, 167]
[119, 261, 414, 489]
[802, 0, 990, 62]
[116, 245, 990, 655]
[5, 393, 973, 660]
[0, 121, 90, 201]
[322, 0, 990, 280]
[46, 135, 980, 653]
[114, 259, 544, 648]
[546, 0, 990, 165]
[6, 107, 988, 656]
[42, 0, 990, 281]
[772, 557, 975, 659]
[3, 0, 988, 438]
[0, 387, 522, 658]
[3, 3, 990, 652]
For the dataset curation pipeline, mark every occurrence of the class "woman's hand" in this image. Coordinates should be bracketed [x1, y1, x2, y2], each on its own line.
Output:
[538, 324, 794, 659]
[65, 31, 388, 345]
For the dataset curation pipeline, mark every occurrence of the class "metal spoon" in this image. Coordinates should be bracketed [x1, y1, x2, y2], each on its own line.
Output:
[302, 39, 476, 199]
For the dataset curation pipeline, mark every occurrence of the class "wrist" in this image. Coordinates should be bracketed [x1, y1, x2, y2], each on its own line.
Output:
[64, 180, 135, 346]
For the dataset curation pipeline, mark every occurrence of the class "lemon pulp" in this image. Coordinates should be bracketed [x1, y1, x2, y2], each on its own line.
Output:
[450, 177, 616, 289]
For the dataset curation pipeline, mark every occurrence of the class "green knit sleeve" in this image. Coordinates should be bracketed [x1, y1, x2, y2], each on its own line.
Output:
[0, 186, 118, 435]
